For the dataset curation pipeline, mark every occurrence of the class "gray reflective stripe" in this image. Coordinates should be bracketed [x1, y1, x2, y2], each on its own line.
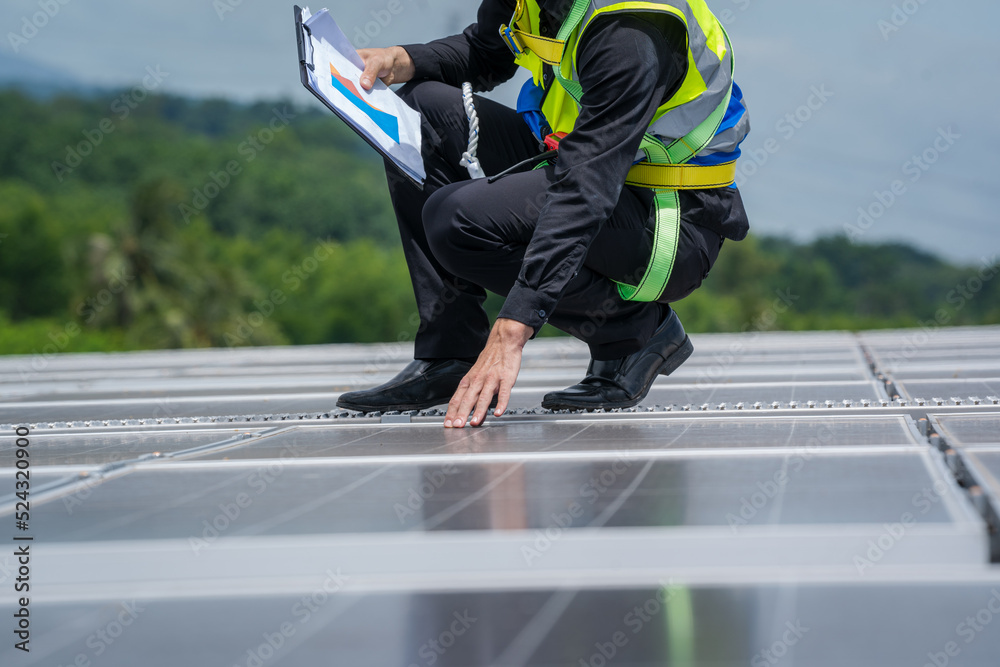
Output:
[579, 0, 733, 145]
[697, 97, 750, 157]
[648, 46, 730, 144]
[649, 1, 731, 143]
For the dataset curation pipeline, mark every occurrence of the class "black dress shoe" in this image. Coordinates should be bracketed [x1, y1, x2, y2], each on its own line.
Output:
[336, 359, 472, 413]
[541, 309, 693, 411]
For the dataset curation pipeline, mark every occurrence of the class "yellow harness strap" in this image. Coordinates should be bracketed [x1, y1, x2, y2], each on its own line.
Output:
[501, 29, 566, 65]
[625, 161, 736, 190]
[500, 0, 567, 65]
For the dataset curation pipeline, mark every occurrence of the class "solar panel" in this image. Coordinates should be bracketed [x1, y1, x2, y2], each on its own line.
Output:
[187, 416, 922, 461]
[966, 450, 1000, 487]
[932, 413, 1000, 446]
[2, 326, 1000, 663]
[0, 429, 261, 467]
[897, 379, 1000, 402]
[17, 449, 968, 537]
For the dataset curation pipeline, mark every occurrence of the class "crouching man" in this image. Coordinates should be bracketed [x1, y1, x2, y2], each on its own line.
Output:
[338, 0, 750, 428]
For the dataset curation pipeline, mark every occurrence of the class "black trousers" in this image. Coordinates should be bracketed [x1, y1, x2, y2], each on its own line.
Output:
[386, 80, 722, 361]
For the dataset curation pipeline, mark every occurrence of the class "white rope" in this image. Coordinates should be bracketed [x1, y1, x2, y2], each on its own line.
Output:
[459, 82, 486, 179]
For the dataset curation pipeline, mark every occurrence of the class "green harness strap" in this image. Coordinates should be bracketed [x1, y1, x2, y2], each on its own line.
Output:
[617, 94, 730, 302]
[549, 0, 734, 302]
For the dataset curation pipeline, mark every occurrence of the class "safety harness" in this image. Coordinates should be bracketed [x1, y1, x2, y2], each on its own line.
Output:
[498, 0, 737, 302]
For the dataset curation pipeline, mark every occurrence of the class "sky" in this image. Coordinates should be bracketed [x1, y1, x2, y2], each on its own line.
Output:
[1, 0, 997, 264]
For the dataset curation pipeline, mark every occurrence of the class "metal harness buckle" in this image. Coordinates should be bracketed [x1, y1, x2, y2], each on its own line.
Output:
[500, 24, 525, 56]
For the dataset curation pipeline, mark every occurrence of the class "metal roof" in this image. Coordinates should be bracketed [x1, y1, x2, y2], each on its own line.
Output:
[2, 326, 1000, 665]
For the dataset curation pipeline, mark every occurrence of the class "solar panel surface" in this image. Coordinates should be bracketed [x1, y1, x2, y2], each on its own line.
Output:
[2, 326, 999, 665]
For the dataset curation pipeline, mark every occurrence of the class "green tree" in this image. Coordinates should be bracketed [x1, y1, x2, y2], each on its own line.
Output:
[0, 181, 70, 319]
[76, 178, 286, 348]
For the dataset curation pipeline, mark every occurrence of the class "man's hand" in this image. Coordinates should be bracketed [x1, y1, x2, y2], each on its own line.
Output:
[357, 46, 415, 90]
[444, 319, 534, 429]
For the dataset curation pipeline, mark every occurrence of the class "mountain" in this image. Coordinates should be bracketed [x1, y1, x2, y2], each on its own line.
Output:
[0, 52, 97, 98]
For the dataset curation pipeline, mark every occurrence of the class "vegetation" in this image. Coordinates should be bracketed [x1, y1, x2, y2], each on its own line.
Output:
[0, 88, 996, 356]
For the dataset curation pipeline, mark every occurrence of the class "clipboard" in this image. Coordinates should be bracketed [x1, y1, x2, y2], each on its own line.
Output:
[295, 5, 425, 187]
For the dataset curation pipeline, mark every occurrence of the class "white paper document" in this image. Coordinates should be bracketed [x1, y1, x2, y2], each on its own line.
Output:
[296, 6, 425, 185]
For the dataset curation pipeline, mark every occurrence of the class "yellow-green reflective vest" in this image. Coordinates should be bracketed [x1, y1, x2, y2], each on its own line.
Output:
[509, 0, 738, 158]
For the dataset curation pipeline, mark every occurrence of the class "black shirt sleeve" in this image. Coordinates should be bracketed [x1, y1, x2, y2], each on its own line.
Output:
[401, 0, 519, 92]
[496, 13, 686, 331]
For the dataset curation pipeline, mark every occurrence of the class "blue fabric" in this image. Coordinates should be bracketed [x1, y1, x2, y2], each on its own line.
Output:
[517, 79, 551, 142]
[688, 82, 748, 167]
